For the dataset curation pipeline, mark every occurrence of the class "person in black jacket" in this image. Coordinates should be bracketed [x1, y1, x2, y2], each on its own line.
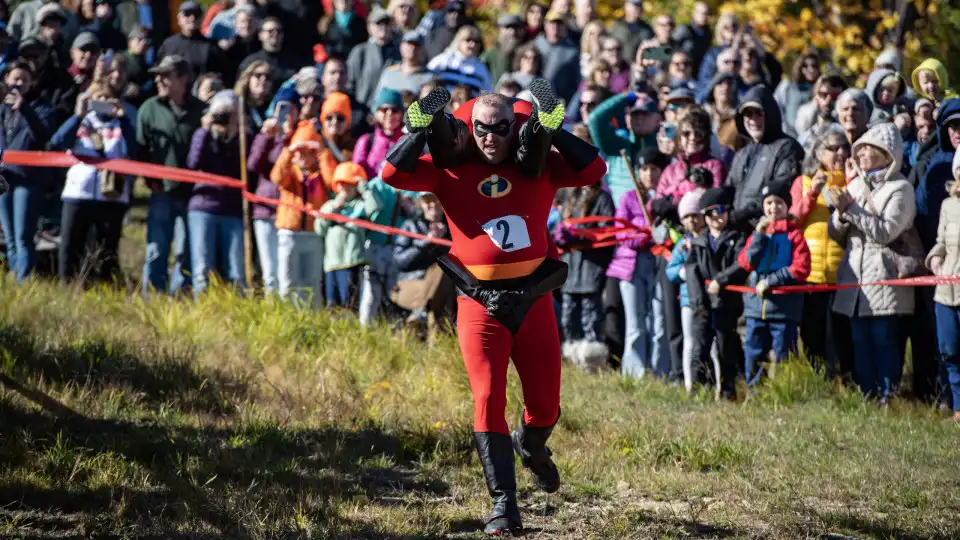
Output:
[157, 1, 225, 78]
[0, 61, 56, 282]
[390, 193, 454, 334]
[726, 86, 803, 231]
[553, 181, 615, 371]
[685, 187, 748, 399]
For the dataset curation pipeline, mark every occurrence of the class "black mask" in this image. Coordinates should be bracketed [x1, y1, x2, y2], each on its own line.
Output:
[473, 118, 513, 138]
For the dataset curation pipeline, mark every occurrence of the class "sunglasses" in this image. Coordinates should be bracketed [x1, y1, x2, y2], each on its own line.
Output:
[703, 205, 728, 218]
[379, 106, 402, 115]
[325, 114, 346, 123]
[823, 144, 850, 153]
[474, 118, 514, 137]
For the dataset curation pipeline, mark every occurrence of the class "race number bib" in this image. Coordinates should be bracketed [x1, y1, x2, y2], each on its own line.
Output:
[481, 215, 531, 253]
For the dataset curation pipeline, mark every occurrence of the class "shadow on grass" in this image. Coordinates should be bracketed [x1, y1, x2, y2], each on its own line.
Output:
[818, 510, 957, 540]
[0, 322, 250, 415]
[0, 394, 452, 539]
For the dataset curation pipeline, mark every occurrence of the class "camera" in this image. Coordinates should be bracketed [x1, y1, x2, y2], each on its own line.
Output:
[212, 112, 230, 126]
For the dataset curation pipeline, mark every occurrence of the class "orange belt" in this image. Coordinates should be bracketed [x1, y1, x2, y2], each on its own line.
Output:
[465, 258, 545, 281]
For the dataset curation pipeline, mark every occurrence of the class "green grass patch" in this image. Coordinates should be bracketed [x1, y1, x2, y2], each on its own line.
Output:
[0, 277, 958, 538]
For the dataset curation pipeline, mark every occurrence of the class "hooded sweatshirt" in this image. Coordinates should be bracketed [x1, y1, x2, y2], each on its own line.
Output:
[916, 98, 960, 251]
[865, 68, 908, 125]
[911, 58, 958, 106]
[726, 86, 804, 228]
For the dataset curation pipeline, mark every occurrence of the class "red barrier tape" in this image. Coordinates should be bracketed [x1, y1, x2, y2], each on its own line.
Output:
[3, 150, 454, 248]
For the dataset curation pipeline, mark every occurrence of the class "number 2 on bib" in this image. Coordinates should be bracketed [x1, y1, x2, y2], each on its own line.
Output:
[482, 215, 531, 253]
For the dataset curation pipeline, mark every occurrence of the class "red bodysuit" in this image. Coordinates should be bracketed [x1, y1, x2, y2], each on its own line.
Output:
[381, 110, 607, 434]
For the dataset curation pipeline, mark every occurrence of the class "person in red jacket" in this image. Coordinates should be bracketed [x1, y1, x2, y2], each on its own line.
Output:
[381, 83, 606, 535]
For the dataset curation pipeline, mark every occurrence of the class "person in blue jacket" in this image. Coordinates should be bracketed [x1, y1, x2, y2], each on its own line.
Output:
[0, 60, 56, 282]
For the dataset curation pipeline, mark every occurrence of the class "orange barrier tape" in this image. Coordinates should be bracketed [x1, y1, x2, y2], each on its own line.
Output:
[561, 216, 672, 259]
[720, 274, 960, 295]
[3, 150, 454, 248]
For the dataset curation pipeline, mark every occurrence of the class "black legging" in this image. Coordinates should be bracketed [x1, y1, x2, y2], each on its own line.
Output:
[59, 200, 127, 283]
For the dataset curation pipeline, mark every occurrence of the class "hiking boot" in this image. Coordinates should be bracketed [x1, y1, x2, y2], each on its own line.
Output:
[515, 78, 564, 177]
[511, 415, 560, 494]
[474, 432, 523, 535]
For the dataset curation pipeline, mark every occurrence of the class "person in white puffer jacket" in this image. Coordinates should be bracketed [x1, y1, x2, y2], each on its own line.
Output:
[828, 121, 915, 403]
[50, 82, 137, 283]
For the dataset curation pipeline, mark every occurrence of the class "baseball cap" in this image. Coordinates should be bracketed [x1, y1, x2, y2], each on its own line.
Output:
[72, 31, 101, 51]
[446, 0, 465, 13]
[666, 87, 695, 105]
[128, 24, 149, 40]
[369, 6, 391, 23]
[498, 14, 524, 27]
[148, 54, 191, 77]
[179, 1, 202, 15]
[629, 93, 658, 114]
[401, 31, 423, 45]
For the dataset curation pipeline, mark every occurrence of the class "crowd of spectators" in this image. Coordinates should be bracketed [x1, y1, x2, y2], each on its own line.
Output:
[0, 0, 959, 409]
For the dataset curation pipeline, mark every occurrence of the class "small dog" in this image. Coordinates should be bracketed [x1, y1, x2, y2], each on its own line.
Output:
[562, 340, 609, 373]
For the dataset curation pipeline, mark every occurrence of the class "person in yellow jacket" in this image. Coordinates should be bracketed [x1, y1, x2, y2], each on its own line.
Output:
[788, 127, 853, 380]
[912, 58, 958, 111]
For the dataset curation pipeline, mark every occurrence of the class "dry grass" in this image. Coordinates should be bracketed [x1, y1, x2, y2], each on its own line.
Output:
[0, 276, 958, 539]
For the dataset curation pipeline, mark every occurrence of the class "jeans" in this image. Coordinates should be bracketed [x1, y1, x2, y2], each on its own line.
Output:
[743, 318, 798, 387]
[934, 303, 960, 411]
[561, 291, 604, 342]
[850, 315, 903, 398]
[325, 267, 358, 307]
[188, 211, 245, 296]
[59, 200, 127, 282]
[620, 252, 661, 379]
[358, 243, 397, 326]
[143, 192, 191, 296]
[253, 218, 279, 295]
[0, 183, 43, 282]
[277, 229, 323, 308]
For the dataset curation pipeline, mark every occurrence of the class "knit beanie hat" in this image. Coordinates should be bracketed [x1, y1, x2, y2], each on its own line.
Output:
[698, 186, 734, 212]
[321, 91, 352, 125]
[678, 188, 705, 219]
[761, 181, 792, 208]
[374, 88, 404, 110]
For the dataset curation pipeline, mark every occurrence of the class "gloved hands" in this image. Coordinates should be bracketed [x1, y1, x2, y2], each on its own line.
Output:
[755, 279, 770, 297]
[755, 215, 772, 233]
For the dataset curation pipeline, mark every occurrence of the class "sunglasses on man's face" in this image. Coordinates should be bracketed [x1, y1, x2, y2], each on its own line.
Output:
[703, 205, 728, 218]
[474, 118, 514, 137]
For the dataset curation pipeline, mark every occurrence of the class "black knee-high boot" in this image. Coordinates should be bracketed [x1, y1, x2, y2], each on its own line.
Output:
[474, 432, 522, 535]
[511, 411, 560, 493]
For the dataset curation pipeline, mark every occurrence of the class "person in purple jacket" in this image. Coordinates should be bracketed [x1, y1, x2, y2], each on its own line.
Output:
[352, 88, 405, 179]
[186, 90, 247, 296]
[248, 89, 298, 295]
[607, 146, 670, 379]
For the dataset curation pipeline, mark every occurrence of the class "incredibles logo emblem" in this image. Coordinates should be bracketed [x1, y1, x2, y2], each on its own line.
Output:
[478, 174, 512, 198]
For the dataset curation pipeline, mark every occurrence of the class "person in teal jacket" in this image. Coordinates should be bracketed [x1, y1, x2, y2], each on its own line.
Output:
[586, 91, 662, 208]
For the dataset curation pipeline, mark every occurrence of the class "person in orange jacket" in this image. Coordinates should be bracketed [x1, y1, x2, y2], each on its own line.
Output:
[270, 123, 330, 307]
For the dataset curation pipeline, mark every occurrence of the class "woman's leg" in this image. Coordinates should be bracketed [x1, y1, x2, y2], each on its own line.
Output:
[276, 229, 297, 301]
[96, 203, 127, 283]
[253, 219, 279, 294]
[681, 306, 695, 393]
[801, 291, 827, 370]
[936, 303, 960, 412]
[850, 315, 878, 397]
[187, 211, 216, 297]
[12, 184, 41, 281]
[218, 215, 246, 289]
[871, 315, 903, 399]
[581, 290, 604, 343]
[58, 201, 86, 281]
[619, 269, 650, 379]
[560, 292, 580, 342]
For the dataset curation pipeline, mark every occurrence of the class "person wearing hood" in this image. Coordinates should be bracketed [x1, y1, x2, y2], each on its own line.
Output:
[865, 68, 908, 125]
[912, 58, 957, 110]
[834, 88, 872, 146]
[270, 116, 330, 308]
[828, 122, 916, 402]
[789, 126, 853, 379]
[725, 86, 804, 231]
[774, 53, 819, 138]
[795, 71, 848, 149]
[702, 71, 740, 151]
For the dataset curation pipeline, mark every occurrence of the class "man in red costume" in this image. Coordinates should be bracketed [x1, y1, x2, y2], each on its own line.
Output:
[381, 81, 607, 535]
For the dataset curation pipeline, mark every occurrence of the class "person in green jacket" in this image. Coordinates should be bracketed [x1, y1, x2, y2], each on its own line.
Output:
[315, 162, 378, 309]
[587, 91, 662, 209]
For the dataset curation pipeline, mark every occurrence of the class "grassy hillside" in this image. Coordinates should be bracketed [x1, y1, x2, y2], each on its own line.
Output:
[1, 278, 959, 539]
